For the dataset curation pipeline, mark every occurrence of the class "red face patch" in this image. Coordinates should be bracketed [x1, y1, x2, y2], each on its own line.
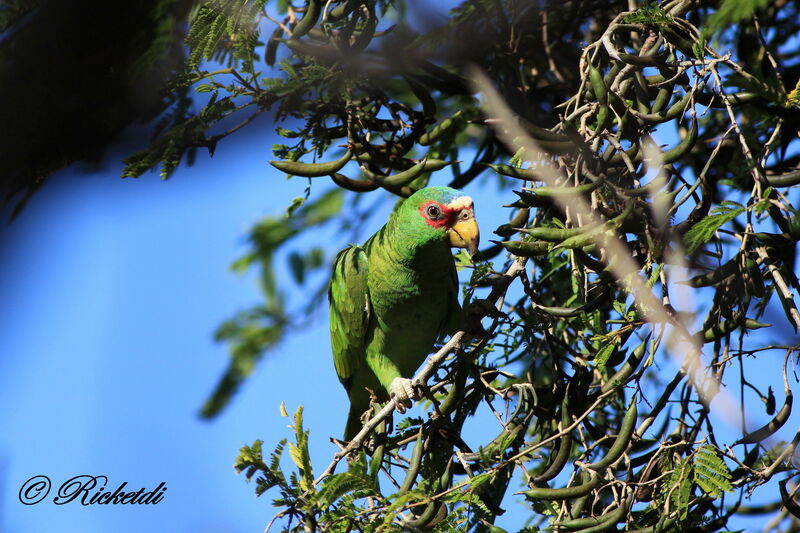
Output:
[419, 200, 473, 228]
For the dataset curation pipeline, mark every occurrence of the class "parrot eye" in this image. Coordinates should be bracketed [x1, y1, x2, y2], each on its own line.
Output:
[425, 204, 443, 220]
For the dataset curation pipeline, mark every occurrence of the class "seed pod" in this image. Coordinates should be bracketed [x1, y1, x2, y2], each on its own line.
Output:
[360, 158, 439, 188]
[419, 111, 462, 146]
[617, 51, 667, 67]
[493, 208, 530, 237]
[588, 64, 608, 105]
[264, 26, 284, 66]
[556, 202, 634, 250]
[602, 335, 650, 394]
[485, 163, 545, 181]
[635, 82, 706, 124]
[650, 83, 675, 114]
[533, 393, 574, 483]
[496, 239, 553, 257]
[519, 118, 571, 142]
[697, 318, 770, 343]
[348, 7, 377, 53]
[404, 75, 437, 118]
[519, 221, 603, 242]
[661, 118, 698, 164]
[269, 151, 352, 177]
[326, 0, 357, 21]
[555, 499, 628, 531]
[536, 290, 608, 317]
[682, 254, 741, 287]
[524, 471, 600, 500]
[521, 178, 603, 199]
[587, 398, 638, 470]
[329, 173, 378, 192]
[291, 0, 322, 39]
[767, 169, 800, 188]
[735, 390, 793, 445]
[508, 189, 551, 208]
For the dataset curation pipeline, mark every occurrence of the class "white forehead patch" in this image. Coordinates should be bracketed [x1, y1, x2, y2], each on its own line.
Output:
[448, 196, 473, 210]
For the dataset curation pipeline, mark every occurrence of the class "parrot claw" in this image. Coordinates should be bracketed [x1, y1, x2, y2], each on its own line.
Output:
[390, 377, 418, 413]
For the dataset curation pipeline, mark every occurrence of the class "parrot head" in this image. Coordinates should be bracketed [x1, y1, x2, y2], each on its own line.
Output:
[398, 186, 480, 256]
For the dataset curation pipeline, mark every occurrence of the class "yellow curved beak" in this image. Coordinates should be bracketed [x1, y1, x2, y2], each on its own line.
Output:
[448, 216, 480, 257]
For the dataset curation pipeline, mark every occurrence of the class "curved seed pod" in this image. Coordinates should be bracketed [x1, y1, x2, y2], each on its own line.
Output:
[767, 169, 800, 188]
[349, 138, 420, 163]
[291, 0, 321, 39]
[602, 335, 650, 394]
[601, 61, 621, 86]
[398, 430, 424, 494]
[326, 0, 357, 21]
[556, 499, 628, 532]
[536, 290, 608, 317]
[622, 177, 675, 197]
[509, 189, 551, 208]
[485, 163, 545, 181]
[779, 479, 800, 520]
[790, 210, 800, 240]
[735, 390, 793, 445]
[588, 64, 608, 106]
[606, 143, 641, 166]
[557, 201, 634, 250]
[682, 254, 741, 287]
[660, 26, 698, 56]
[635, 82, 705, 124]
[593, 104, 611, 136]
[472, 243, 504, 262]
[361, 158, 429, 187]
[587, 398, 638, 471]
[494, 208, 530, 237]
[496, 239, 553, 257]
[329, 172, 378, 192]
[525, 137, 575, 154]
[523, 471, 600, 500]
[519, 221, 603, 242]
[264, 26, 284, 66]
[280, 38, 338, 64]
[697, 318, 770, 343]
[269, 151, 352, 177]
[661, 118, 698, 164]
[744, 256, 766, 298]
[519, 118, 571, 142]
[533, 393, 574, 483]
[348, 8, 377, 54]
[650, 82, 675, 114]
[364, 158, 454, 181]
[644, 69, 688, 86]
[573, 249, 606, 272]
[419, 111, 462, 146]
[522, 178, 604, 199]
[617, 51, 668, 67]
[404, 75, 437, 118]
[402, 501, 442, 529]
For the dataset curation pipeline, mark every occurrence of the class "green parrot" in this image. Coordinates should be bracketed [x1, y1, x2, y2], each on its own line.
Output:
[329, 186, 480, 440]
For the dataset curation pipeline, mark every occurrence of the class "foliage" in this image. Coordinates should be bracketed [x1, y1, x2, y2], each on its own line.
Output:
[128, 0, 800, 530]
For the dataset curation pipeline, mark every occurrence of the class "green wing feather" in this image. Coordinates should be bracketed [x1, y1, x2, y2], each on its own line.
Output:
[328, 245, 371, 390]
[440, 262, 463, 337]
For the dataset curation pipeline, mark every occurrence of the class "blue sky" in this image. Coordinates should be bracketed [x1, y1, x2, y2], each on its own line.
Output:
[0, 119, 517, 532]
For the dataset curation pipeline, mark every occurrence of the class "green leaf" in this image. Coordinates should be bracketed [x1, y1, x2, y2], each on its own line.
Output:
[595, 338, 620, 371]
[683, 206, 745, 254]
[693, 445, 733, 496]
